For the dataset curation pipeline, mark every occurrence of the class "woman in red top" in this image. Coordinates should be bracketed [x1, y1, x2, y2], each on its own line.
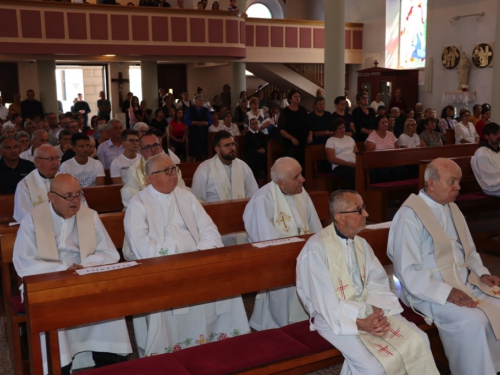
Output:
[169, 108, 187, 160]
[475, 107, 491, 140]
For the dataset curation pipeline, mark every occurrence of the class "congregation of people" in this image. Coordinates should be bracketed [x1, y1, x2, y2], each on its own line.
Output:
[3, 82, 500, 375]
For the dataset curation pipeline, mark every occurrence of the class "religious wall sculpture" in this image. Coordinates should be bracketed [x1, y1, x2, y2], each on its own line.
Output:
[472, 43, 493, 68]
[442, 46, 460, 69]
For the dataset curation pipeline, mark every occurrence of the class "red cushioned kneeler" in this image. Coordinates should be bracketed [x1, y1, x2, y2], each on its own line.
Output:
[82, 353, 190, 375]
[11, 295, 25, 314]
[279, 321, 332, 352]
[173, 329, 312, 375]
[455, 192, 491, 201]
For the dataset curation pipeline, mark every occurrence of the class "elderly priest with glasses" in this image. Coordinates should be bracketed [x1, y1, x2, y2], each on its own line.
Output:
[297, 190, 438, 375]
[13, 174, 132, 375]
[124, 152, 249, 357]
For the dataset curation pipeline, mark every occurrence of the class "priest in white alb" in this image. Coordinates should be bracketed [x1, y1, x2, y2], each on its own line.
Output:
[243, 157, 322, 330]
[124, 153, 250, 357]
[121, 131, 188, 209]
[388, 158, 500, 375]
[297, 190, 438, 375]
[471, 122, 500, 197]
[13, 174, 132, 375]
[191, 130, 258, 245]
[14, 144, 61, 222]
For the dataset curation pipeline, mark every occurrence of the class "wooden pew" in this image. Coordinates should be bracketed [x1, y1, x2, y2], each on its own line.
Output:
[23, 227, 446, 375]
[267, 139, 283, 181]
[356, 143, 479, 222]
[0, 190, 329, 374]
[104, 169, 112, 185]
[446, 129, 455, 145]
[178, 161, 202, 188]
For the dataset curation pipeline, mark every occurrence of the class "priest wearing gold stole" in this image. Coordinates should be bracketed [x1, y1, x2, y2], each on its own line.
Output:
[388, 158, 500, 375]
[297, 190, 438, 375]
[14, 144, 62, 223]
[191, 130, 258, 245]
[13, 174, 132, 375]
[243, 157, 322, 330]
[124, 153, 250, 357]
[120, 131, 189, 209]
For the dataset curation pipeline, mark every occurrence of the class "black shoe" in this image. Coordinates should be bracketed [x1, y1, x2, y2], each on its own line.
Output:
[92, 352, 127, 368]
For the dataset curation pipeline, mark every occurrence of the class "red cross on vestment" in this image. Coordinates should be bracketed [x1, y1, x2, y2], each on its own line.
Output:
[335, 278, 349, 299]
[375, 344, 393, 356]
[492, 290, 500, 296]
[389, 328, 403, 338]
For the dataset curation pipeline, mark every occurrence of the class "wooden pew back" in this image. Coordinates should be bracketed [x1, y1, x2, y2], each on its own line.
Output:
[178, 161, 202, 187]
[23, 226, 388, 375]
[267, 139, 283, 181]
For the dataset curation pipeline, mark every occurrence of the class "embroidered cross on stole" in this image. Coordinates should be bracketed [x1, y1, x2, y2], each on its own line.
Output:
[403, 193, 500, 340]
[320, 224, 438, 375]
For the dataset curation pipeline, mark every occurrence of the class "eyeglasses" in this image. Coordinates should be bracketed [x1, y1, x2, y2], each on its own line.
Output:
[126, 139, 140, 143]
[151, 165, 179, 176]
[35, 156, 61, 162]
[141, 143, 161, 151]
[50, 190, 85, 201]
[220, 142, 237, 149]
[338, 205, 366, 215]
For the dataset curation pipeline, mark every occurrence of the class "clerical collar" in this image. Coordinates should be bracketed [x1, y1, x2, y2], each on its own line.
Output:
[38, 170, 53, 180]
[334, 224, 350, 239]
[480, 139, 500, 153]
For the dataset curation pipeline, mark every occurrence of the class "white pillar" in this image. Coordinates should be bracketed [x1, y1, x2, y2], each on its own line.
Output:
[231, 62, 246, 111]
[491, 0, 500, 121]
[37, 60, 58, 115]
[141, 61, 158, 111]
[324, 0, 345, 112]
[308, 0, 325, 21]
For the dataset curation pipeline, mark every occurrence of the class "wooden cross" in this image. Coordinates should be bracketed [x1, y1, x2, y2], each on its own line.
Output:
[389, 328, 403, 338]
[375, 344, 393, 356]
[33, 195, 44, 207]
[196, 334, 208, 345]
[111, 72, 130, 106]
[276, 212, 290, 231]
[335, 278, 349, 300]
[373, 60, 379, 68]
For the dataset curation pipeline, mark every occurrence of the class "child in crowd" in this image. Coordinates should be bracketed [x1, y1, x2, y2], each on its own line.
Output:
[244, 117, 267, 180]
[110, 129, 141, 185]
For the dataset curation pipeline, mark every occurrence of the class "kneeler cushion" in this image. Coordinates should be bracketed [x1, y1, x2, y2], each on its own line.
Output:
[173, 329, 312, 375]
[11, 295, 25, 314]
[279, 321, 334, 352]
[82, 353, 191, 375]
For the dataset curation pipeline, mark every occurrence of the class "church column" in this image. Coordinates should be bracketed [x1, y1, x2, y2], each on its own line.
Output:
[141, 61, 158, 113]
[37, 60, 58, 114]
[323, 0, 345, 112]
[230, 0, 247, 110]
[491, 1, 500, 120]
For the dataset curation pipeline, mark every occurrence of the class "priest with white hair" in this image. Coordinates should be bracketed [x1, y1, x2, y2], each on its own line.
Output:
[243, 157, 322, 330]
[389, 158, 500, 375]
[14, 144, 62, 222]
[124, 152, 250, 357]
[297, 190, 438, 375]
[13, 174, 132, 375]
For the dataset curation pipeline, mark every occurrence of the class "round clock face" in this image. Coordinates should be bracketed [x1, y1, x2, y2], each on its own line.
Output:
[442, 46, 460, 69]
[472, 44, 493, 68]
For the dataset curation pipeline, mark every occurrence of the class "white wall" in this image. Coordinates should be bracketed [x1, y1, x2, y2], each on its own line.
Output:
[17, 62, 40, 100]
[186, 63, 232, 102]
[419, 0, 496, 111]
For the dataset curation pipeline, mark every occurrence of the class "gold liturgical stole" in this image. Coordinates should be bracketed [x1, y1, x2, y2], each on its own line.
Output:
[209, 155, 245, 200]
[320, 224, 438, 375]
[32, 202, 96, 263]
[403, 194, 500, 340]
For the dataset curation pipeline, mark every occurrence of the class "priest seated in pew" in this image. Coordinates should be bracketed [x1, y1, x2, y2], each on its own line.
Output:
[244, 156, 322, 331]
[192, 130, 258, 245]
[389, 158, 500, 375]
[13, 174, 132, 375]
[297, 190, 439, 375]
[124, 153, 250, 356]
[471, 122, 500, 197]
[121, 130, 188, 209]
[13, 144, 90, 223]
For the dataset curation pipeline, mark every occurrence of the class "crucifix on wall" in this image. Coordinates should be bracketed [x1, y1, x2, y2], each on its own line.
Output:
[111, 72, 130, 106]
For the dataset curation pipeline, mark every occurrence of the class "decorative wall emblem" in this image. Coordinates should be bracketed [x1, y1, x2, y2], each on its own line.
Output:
[442, 46, 460, 69]
[472, 43, 493, 68]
